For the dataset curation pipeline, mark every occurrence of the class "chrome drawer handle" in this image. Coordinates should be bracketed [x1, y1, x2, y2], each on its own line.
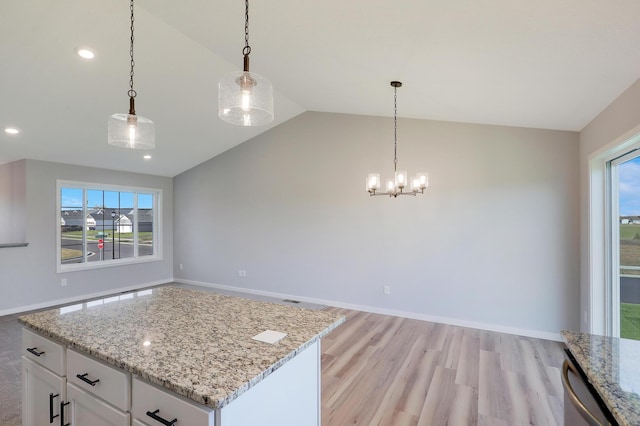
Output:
[146, 409, 177, 426]
[27, 347, 44, 357]
[76, 373, 100, 386]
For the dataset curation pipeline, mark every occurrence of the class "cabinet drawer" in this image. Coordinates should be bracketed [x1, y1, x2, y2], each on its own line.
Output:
[67, 349, 131, 411]
[22, 328, 65, 376]
[132, 377, 215, 426]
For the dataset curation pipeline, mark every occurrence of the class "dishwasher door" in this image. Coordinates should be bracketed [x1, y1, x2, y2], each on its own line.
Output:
[562, 352, 614, 426]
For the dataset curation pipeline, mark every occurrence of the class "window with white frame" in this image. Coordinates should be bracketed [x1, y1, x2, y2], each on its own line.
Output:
[57, 181, 162, 272]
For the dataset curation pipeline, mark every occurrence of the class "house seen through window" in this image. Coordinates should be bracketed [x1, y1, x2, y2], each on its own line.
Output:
[58, 182, 160, 271]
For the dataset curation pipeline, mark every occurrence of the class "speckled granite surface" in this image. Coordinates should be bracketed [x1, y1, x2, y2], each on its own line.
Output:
[19, 286, 345, 409]
[562, 331, 640, 426]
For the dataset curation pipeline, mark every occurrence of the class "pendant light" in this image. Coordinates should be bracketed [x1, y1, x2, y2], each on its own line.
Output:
[108, 0, 155, 149]
[366, 81, 428, 197]
[218, 0, 274, 126]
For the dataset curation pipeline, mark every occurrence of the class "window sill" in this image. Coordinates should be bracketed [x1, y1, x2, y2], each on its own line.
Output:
[0, 242, 29, 248]
[57, 255, 162, 273]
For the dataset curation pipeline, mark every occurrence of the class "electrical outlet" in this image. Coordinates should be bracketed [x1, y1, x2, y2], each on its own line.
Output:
[238, 270, 247, 277]
[61, 278, 68, 287]
[179, 263, 183, 270]
[383, 285, 390, 295]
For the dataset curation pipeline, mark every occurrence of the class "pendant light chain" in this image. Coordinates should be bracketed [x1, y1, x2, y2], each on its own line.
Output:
[393, 85, 398, 173]
[128, 0, 136, 101]
[243, 0, 251, 57]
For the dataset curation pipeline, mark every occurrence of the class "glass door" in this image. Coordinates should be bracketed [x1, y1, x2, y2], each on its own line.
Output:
[610, 151, 640, 340]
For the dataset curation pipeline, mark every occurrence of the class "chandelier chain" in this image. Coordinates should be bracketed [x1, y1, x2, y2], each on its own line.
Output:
[393, 85, 398, 172]
[243, 0, 251, 56]
[128, 0, 136, 98]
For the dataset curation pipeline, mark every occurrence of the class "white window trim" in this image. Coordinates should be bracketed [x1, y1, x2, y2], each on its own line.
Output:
[56, 180, 163, 273]
[588, 127, 640, 335]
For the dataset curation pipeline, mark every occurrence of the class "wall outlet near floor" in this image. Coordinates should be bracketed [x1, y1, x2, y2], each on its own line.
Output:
[383, 285, 390, 295]
[179, 263, 183, 270]
[61, 278, 67, 287]
[238, 269, 247, 277]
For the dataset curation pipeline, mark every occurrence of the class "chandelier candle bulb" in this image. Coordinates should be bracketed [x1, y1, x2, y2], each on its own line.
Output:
[386, 179, 395, 194]
[367, 174, 380, 191]
[417, 172, 429, 189]
[395, 170, 407, 190]
[411, 177, 421, 192]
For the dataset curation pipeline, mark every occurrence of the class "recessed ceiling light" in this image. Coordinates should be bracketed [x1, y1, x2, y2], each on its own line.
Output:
[75, 48, 95, 59]
[143, 154, 151, 160]
[4, 127, 20, 135]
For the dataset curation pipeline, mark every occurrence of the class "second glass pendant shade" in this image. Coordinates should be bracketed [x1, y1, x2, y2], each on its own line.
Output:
[218, 70, 273, 126]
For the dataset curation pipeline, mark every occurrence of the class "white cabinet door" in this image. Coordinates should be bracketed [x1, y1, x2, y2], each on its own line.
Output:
[132, 378, 215, 426]
[22, 356, 66, 426]
[66, 383, 130, 426]
[132, 420, 148, 426]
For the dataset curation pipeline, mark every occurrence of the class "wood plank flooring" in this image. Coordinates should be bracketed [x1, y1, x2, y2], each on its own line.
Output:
[321, 308, 565, 426]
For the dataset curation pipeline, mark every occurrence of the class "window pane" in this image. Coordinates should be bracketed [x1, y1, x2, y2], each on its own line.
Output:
[618, 156, 640, 341]
[137, 193, 154, 257]
[60, 188, 84, 264]
[87, 189, 105, 262]
[118, 192, 134, 260]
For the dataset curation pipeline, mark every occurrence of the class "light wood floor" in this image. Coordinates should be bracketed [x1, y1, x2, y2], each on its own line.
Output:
[321, 308, 566, 426]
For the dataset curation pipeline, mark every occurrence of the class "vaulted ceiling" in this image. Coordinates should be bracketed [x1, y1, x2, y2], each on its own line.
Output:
[2, 0, 640, 177]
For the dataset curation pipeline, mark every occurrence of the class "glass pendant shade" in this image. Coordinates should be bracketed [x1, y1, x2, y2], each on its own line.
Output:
[218, 71, 274, 126]
[108, 113, 155, 149]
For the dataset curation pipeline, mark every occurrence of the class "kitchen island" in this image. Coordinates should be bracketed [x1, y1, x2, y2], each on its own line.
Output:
[19, 285, 345, 426]
[562, 331, 640, 426]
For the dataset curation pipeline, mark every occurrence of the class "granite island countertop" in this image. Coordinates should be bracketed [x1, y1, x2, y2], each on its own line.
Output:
[562, 330, 640, 426]
[19, 286, 345, 409]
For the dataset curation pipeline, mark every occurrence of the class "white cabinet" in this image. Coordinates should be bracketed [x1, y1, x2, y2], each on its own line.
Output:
[22, 356, 66, 426]
[66, 383, 130, 426]
[21, 328, 67, 426]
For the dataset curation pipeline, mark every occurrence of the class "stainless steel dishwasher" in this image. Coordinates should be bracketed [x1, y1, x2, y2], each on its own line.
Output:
[562, 350, 617, 426]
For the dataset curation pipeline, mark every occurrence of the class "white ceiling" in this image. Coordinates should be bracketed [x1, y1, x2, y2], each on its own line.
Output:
[2, 0, 640, 177]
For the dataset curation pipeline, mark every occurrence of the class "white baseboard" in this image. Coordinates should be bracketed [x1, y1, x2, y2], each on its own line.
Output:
[0, 279, 170, 317]
[175, 278, 563, 342]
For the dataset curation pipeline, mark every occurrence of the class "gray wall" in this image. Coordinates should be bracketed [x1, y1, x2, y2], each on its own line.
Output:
[0, 160, 26, 244]
[0, 159, 173, 314]
[174, 111, 580, 337]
